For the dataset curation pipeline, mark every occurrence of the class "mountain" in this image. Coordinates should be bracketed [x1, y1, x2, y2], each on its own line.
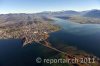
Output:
[82, 9, 100, 18]
[0, 9, 100, 26]
[36, 10, 80, 17]
[36, 9, 100, 19]
[52, 10, 80, 16]
[0, 13, 53, 27]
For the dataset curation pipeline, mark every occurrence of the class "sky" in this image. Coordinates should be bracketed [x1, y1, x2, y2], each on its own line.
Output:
[0, 0, 100, 14]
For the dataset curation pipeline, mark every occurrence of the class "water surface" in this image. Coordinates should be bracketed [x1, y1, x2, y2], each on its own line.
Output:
[49, 18, 100, 57]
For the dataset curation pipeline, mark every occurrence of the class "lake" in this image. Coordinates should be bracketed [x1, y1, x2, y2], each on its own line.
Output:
[49, 18, 100, 57]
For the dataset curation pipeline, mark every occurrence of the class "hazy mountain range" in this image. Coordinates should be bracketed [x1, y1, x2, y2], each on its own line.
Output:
[0, 9, 100, 26]
[36, 9, 100, 18]
[1, 9, 100, 17]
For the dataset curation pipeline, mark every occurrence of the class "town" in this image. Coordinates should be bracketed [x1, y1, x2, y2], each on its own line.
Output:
[0, 17, 60, 45]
